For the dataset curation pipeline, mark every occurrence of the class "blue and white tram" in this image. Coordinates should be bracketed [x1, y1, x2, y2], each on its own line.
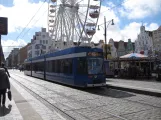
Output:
[24, 47, 106, 87]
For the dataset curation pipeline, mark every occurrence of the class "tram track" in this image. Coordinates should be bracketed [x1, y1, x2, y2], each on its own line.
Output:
[11, 75, 75, 120]
[11, 73, 130, 120]
[10, 73, 160, 120]
[12, 73, 161, 109]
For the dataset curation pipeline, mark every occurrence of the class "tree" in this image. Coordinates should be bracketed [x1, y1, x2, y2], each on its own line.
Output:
[102, 44, 112, 59]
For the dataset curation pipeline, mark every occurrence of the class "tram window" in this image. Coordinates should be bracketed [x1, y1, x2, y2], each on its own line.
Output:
[63, 59, 73, 74]
[51, 60, 55, 72]
[46, 61, 52, 72]
[77, 58, 87, 74]
[60, 60, 64, 73]
[25, 64, 31, 71]
[33, 62, 44, 72]
[55, 60, 61, 73]
[50, 59, 73, 74]
[39, 62, 44, 72]
[32, 63, 37, 71]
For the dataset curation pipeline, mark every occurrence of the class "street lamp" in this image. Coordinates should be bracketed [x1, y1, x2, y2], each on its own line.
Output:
[98, 17, 114, 60]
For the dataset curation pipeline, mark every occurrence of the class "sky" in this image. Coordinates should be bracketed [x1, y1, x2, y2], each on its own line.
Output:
[0, 0, 161, 58]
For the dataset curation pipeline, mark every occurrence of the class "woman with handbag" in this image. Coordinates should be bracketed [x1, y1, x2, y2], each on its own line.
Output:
[0, 68, 11, 107]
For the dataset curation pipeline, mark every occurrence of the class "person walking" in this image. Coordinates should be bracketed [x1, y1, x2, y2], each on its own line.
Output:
[0, 68, 10, 106]
[1, 62, 10, 78]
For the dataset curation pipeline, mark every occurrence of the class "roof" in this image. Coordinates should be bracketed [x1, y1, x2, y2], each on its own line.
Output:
[114, 41, 129, 49]
[26, 46, 103, 61]
[120, 53, 148, 59]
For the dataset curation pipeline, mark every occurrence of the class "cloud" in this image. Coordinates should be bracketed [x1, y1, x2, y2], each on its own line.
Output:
[145, 23, 159, 31]
[2, 39, 27, 58]
[0, 0, 160, 55]
[94, 21, 159, 43]
[120, 22, 159, 42]
[120, 0, 161, 19]
[0, 0, 48, 33]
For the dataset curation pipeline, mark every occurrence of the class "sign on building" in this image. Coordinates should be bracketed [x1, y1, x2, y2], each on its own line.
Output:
[0, 17, 8, 35]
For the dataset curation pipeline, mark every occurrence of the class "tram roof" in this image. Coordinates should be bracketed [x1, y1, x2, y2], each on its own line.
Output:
[26, 46, 103, 62]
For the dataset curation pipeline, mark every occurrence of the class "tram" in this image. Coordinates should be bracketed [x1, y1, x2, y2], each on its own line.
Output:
[24, 46, 106, 87]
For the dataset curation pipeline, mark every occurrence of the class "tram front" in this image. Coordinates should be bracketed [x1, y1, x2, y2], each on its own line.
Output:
[87, 51, 106, 87]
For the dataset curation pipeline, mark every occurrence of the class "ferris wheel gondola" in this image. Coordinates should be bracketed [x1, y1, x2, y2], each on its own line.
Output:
[48, 0, 101, 51]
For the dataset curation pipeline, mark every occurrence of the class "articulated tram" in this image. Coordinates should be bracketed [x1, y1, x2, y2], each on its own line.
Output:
[24, 47, 106, 87]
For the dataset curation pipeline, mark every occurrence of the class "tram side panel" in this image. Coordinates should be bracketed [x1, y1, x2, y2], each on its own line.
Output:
[45, 58, 75, 86]
[74, 57, 88, 87]
[32, 61, 45, 79]
[24, 62, 32, 76]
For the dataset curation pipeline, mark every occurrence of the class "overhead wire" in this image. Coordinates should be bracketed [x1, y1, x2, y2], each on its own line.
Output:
[15, 0, 47, 41]
[21, 9, 48, 39]
[4, 0, 47, 57]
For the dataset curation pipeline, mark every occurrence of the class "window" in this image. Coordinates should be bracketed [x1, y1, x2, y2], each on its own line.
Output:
[33, 62, 44, 72]
[25, 63, 31, 71]
[63, 59, 72, 74]
[35, 51, 39, 55]
[40, 40, 42, 44]
[46, 40, 48, 44]
[42, 46, 46, 49]
[42, 35, 45, 38]
[46, 61, 53, 72]
[88, 58, 103, 74]
[77, 57, 87, 74]
[35, 45, 39, 49]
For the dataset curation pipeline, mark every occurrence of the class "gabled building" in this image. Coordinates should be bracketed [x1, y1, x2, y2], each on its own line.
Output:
[108, 38, 135, 58]
[135, 25, 153, 56]
[27, 28, 52, 58]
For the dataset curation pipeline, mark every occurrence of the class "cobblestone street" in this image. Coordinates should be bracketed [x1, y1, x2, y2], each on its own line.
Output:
[1, 70, 161, 120]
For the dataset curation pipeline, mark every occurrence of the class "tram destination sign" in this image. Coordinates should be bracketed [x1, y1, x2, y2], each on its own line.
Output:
[88, 52, 103, 57]
[0, 17, 8, 35]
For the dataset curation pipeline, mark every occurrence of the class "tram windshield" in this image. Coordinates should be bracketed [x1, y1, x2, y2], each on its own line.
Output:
[88, 58, 104, 74]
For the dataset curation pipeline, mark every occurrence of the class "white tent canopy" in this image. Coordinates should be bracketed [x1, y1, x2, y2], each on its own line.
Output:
[120, 53, 148, 59]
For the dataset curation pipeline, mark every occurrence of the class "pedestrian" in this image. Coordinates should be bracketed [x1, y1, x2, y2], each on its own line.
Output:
[1, 62, 10, 78]
[0, 68, 10, 106]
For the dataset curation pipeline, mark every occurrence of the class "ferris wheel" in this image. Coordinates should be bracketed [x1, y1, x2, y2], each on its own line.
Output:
[48, 0, 101, 51]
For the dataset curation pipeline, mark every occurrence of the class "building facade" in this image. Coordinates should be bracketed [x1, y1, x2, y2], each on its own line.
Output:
[135, 25, 153, 56]
[18, 43, 31, 66]
[152, 26, 161, 58]
[109, 38, 117, 58]
[28, 28, 52, 58]
[108, 39, 135, 58]
[7, 48, 19, 68]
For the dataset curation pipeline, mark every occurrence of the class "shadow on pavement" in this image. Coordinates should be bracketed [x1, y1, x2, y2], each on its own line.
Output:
[79, 87, 135, 98]
[0, 104, 12, 116]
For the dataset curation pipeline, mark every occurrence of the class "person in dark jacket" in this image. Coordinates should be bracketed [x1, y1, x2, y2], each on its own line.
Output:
[1, 62, 10, 78]
[0, 68, 10, 106]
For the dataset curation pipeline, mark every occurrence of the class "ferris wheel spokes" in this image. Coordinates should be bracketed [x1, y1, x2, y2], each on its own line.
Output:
[48, 0, 101, 51]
